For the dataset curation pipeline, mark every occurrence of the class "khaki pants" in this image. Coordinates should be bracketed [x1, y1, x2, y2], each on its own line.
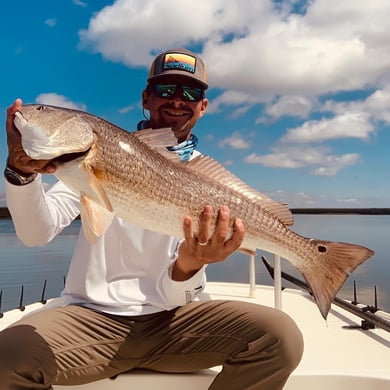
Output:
[0, 300, 303, 389]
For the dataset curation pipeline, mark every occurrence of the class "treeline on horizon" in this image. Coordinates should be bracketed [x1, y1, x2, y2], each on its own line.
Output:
[1, 207, 390, 219]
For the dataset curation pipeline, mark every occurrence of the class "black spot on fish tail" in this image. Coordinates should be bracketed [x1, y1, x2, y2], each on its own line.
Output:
[317, 245, 327, 253]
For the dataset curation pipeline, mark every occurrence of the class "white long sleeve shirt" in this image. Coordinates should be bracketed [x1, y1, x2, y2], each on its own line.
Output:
[5, 176, 206, 316]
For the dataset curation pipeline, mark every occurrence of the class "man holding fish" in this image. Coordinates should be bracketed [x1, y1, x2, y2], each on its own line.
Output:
[1, 49, 303, 389]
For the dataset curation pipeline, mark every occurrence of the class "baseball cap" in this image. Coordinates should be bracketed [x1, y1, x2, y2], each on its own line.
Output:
[148, 48, 208, 89]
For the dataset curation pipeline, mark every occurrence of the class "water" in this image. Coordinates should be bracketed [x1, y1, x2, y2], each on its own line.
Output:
[1, 215, 389, 313]
[208, 214, 390, 312]
[0, 220, 78, 312]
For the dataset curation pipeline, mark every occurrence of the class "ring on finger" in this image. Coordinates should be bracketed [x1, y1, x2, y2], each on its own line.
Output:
[198, 240, 208, 246]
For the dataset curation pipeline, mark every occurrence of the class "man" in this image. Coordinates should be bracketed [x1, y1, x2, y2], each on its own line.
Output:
[1, 48, 303, 389]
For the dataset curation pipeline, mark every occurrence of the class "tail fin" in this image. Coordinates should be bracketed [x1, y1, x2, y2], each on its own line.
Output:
[300, 240, 374, 319]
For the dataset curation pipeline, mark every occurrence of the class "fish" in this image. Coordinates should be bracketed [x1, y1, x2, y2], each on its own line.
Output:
[13, 104, 374, 319]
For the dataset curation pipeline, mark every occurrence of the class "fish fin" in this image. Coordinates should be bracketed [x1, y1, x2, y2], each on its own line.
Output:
[84, 162, 114, 212]
[80, 194, 115, 244]
[134, 128, 293, 225]
[133, 127, 177, 149]
[132, 127, 182, 162]
[238, 248, 257, 256]
[299, 240, 374, 319]
[80, 162, 114, 244]
[186, 155, 294, 227]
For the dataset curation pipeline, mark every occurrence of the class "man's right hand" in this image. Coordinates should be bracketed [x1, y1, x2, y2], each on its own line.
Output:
[6, 98, 56, 174]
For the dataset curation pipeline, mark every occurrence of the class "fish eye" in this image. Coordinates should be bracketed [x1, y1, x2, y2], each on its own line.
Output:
[36, 105, 45, 111]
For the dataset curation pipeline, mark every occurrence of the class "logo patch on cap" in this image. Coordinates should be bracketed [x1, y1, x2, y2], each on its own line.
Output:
[163, 53, 196, 74]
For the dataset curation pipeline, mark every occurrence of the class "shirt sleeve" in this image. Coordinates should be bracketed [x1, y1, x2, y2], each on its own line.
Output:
[157, 242, 207, 307]
[5, 176, 80, 246]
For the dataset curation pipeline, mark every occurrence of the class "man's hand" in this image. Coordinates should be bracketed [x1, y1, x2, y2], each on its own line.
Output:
[173, 205, 245, 281]
[5, 98, 55, 175]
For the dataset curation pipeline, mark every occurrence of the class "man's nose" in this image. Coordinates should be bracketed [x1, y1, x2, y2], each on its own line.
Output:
[168, 94, 186, 107]
[168, 86, 186, 106]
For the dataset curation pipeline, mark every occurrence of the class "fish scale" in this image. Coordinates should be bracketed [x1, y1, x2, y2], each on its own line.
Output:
[14, 104, 374, 319]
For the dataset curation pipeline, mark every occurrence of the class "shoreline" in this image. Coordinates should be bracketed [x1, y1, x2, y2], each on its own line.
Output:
[1, 207, 390, 219]
[289, 208, 390, 215]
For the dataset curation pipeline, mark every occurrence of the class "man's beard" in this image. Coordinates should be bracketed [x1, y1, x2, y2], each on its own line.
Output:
[170, 119, 192, 143]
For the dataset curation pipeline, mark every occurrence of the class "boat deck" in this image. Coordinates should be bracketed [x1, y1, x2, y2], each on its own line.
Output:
[1, 282, 389, 389]
[204, 283, 390, 385]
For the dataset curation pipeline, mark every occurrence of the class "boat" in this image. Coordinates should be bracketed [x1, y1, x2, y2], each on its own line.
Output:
[1, 254, 389, 389]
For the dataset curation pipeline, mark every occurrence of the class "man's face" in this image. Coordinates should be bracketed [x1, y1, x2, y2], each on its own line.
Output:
[142, 77, 208, 143]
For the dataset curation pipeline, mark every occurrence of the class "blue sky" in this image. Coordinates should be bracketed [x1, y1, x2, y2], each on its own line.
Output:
[1, 0, 390, 207]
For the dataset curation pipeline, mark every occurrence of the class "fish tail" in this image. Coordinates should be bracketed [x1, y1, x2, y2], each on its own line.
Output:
[301, 240, 374, 319]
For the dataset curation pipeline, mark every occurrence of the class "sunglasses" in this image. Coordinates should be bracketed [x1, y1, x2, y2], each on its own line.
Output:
[153, 83, 204, 102]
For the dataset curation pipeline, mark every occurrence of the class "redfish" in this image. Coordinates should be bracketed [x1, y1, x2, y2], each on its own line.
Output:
[14, 104, 374, 318]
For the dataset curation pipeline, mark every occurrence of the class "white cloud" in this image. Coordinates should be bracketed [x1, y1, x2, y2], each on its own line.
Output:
[203, 90, 258, 114]
[281, 112, 374, 143]
[229, 105, 254, 120]
[223, 160, 234, 167]
[79, 0, 233, 66]
[218, 132, 251, 149]
[73, 0, 87, 7]
[265, 95, 313, 119]
[311, 153, 361, 176]
[322, 88, 390, 124]
[76, 0, 390, 181]
[35, 93, 87, 111]
[118, 104, 134, 114]
[264, 189, 377, 208]
[277, 87, 390, 145]
[78, 0, 390, 110]
[45, 18, 57, 27]
[244, 146, 361, 176]
[264, 190, 320, 208]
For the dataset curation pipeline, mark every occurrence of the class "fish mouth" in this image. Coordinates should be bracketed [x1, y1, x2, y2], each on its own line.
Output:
[52, 149, 91, 164]
[14, 110, 28, 129]
[15, 110, 25, 120]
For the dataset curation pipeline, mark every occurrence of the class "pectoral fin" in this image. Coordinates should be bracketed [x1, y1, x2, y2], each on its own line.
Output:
[84, 162, 113, 212]
[238, 247, 257, 256]
[80, 161, 114, 244]
[80, 194, 114, 244]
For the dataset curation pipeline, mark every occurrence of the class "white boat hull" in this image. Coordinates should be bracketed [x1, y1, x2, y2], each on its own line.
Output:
[1, 282, 389, 389]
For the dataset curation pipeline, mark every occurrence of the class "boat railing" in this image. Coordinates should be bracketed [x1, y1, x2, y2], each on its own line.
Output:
[1, 251, 390, 333]
[248, 253, 282, 309]
[253, 252, 390, 333]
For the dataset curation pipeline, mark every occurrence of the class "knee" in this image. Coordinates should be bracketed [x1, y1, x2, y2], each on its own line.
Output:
[232, 301, 304, 371]
[0, 324, 56, 386]
[0, 325, 42, 367]
[271, 310, 304, 372]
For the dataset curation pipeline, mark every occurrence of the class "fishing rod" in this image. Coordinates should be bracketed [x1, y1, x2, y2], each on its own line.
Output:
[261, 256, 390, 333]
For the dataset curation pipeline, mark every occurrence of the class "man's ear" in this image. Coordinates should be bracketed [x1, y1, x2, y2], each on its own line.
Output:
[142, 89, 150, 109]
[199, 98, 208, 118]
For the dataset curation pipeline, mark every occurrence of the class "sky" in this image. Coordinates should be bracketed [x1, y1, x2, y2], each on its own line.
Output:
[1, 0, 390, 207]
